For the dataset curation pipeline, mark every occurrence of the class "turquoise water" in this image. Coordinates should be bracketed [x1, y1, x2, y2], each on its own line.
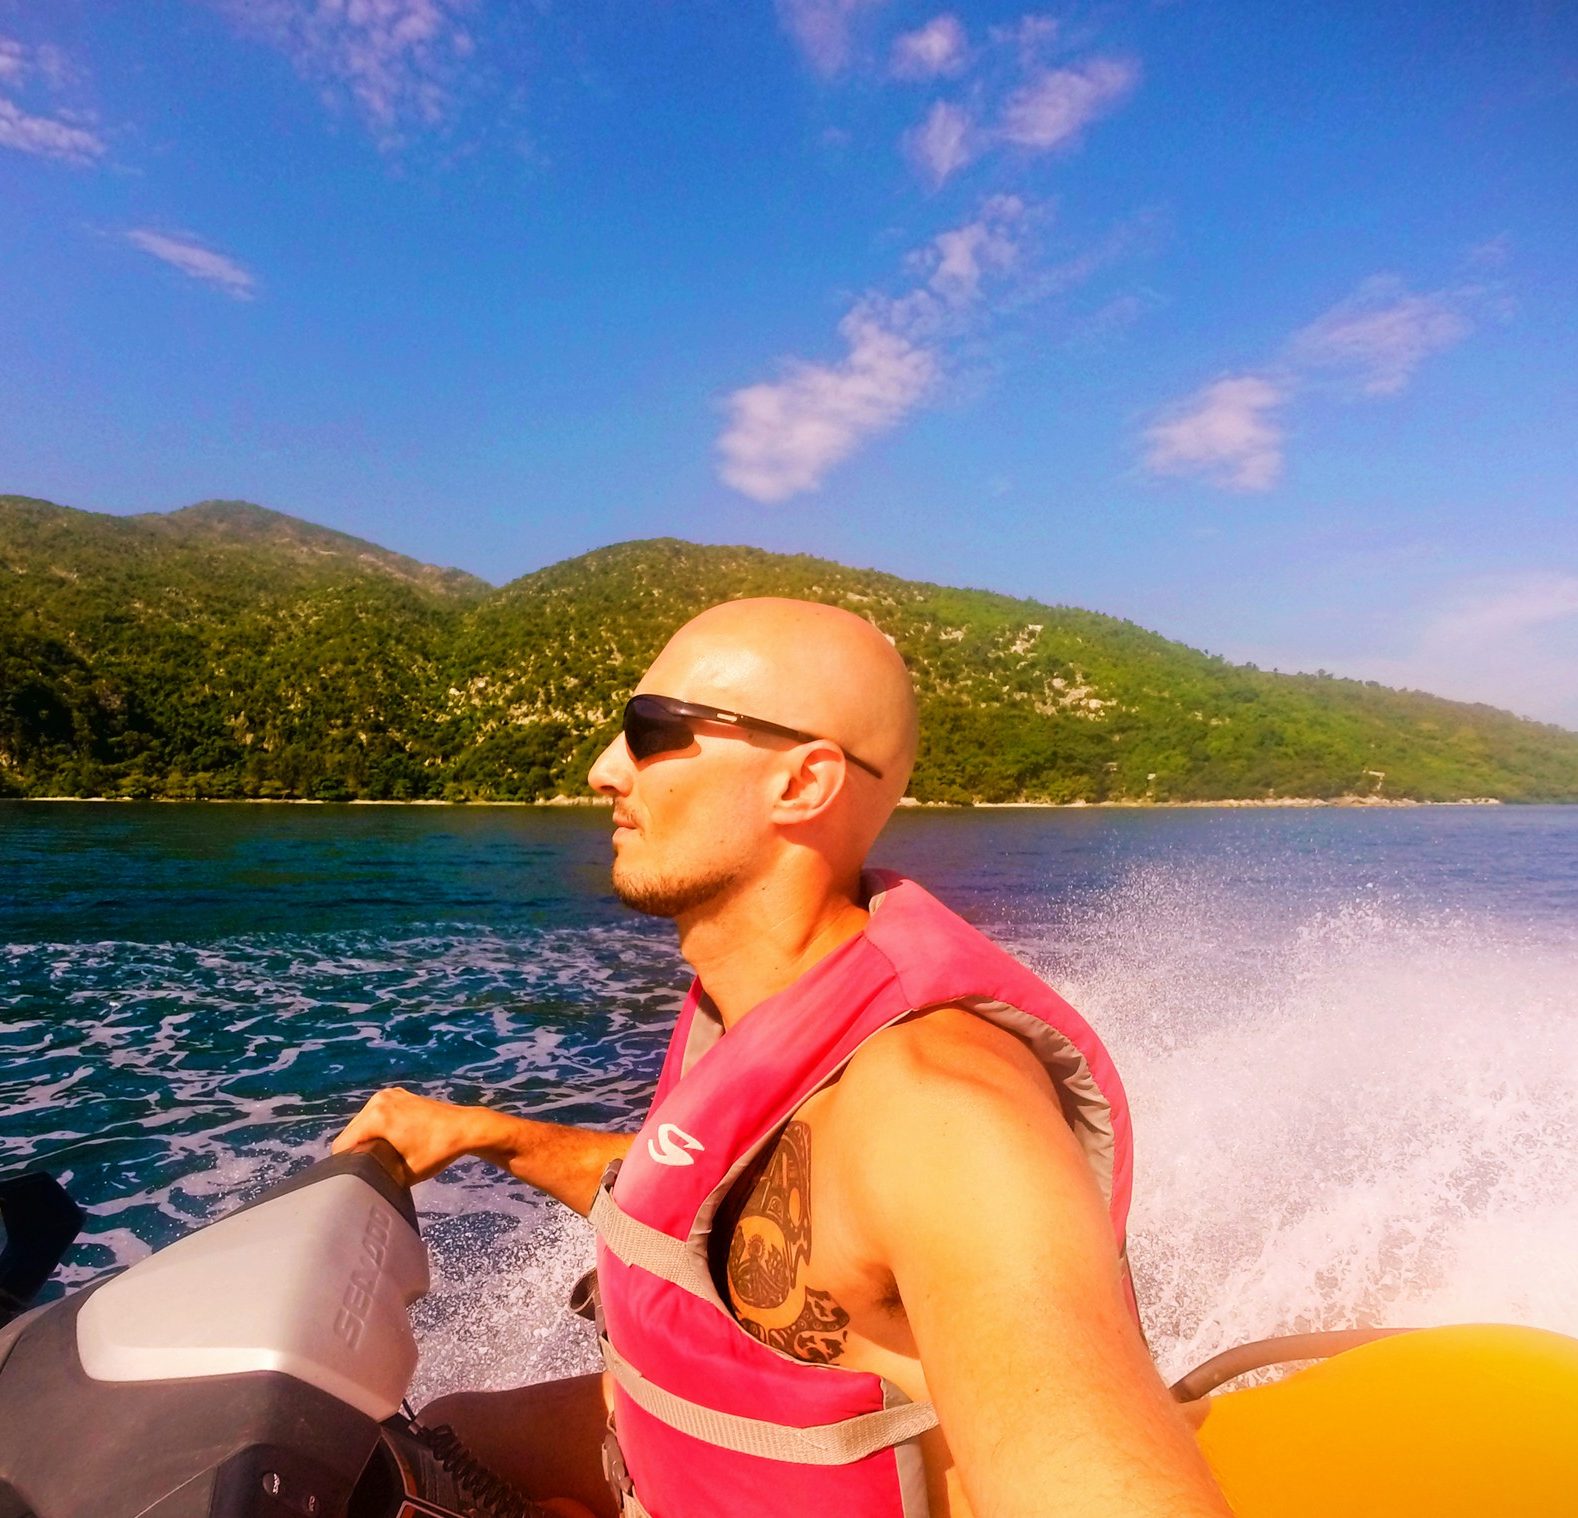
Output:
[3, 802, 1576, 1395]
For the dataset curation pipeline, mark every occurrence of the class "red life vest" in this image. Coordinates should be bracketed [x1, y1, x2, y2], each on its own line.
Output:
[590, 871, 1134, 1518]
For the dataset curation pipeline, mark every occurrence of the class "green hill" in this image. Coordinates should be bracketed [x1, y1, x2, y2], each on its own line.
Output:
[0, 496, 486, 802]
[3, 495, 1575, 804]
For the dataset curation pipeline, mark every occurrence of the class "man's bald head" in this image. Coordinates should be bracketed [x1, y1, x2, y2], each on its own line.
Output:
[641, 597, 917, 821]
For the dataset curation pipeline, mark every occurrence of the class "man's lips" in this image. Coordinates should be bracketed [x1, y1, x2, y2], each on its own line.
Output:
[612, 809, 638, 833]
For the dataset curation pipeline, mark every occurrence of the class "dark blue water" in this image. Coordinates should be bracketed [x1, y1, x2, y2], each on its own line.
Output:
[3, 801, 1575, 1394]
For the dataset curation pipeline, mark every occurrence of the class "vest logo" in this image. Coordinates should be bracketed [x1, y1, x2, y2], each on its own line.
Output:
[647, 1123, 704, 1167]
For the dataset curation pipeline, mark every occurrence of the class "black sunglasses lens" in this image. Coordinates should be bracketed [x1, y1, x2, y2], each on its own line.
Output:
[624, 699, 693, 761]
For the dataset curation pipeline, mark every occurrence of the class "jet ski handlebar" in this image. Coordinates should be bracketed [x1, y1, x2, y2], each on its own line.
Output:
[348, 1136, 417, 1191]
[1170, 1325, 1414, 1400]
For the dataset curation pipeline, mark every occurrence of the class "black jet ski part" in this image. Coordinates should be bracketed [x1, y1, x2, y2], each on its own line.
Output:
[0, 1291, 380, 1517]
[228, 1149, 419, 1236]
[369, 1420, 553, 1518]
[406, 1422, 552, 1518]
[0, 1173, 83, 1326]
[0, 1148, 550, 1518]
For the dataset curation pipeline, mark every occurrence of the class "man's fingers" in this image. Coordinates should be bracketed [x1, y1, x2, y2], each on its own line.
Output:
[329, 1086, 414, 1154]
[326, 1087, 477, 1183]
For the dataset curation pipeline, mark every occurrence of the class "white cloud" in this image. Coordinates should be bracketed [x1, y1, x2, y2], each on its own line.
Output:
[999, 56, 1138, 150]
[212, 0, 477, 143]
[1146, 269, 1492, 492]
[1143, 375, 1289, 492]
[1289, 276, 1473, 396]
[1466, 233, 1512, 270]
[125, 229, 257, 300]
[775, 0, 887, 76]
[717, 310, 938, 503]
[718, 199, 1034, 503]
[0, 93, 104, 162]
[923, 194, 1025, 304]
[891, 14, 968, 80]
[0, 34, 67, 87]
[900, 49, 1138, 188]
[0, 34, 102, 163]
[1295, 574, 1578, 730]
[988, 13, 1060, 61]
[903, 99, 977, 187]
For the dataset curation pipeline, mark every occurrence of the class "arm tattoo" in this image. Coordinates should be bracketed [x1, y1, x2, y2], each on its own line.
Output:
[723, 1120, 851, 1365]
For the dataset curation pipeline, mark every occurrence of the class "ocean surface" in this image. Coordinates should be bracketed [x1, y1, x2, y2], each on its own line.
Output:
[3, 801, 1576, 1400]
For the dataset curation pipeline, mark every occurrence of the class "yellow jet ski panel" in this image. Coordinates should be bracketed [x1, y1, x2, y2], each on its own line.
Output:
[1195, 1324, 1578, 1516]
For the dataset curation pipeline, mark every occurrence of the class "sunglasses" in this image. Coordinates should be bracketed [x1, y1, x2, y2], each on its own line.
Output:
[621, 694, 883, 779]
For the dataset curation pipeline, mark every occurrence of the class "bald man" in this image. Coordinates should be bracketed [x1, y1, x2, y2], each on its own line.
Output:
[334, 599, 1229, 1518]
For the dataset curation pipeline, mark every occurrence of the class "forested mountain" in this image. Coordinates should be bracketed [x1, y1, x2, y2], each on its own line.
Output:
[4, 495, 1576, 804]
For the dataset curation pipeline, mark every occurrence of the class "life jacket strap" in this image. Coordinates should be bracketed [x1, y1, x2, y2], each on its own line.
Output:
[602, 1412, 656, 1518]
[600, 1334, 939, 1465]
[590, 1181, 715, 1301]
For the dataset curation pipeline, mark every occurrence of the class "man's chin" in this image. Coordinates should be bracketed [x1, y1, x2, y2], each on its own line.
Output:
[611, 862, 738, 920]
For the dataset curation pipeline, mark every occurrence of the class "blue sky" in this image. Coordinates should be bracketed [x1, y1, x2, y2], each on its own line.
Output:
[3, 1, 1576, 725]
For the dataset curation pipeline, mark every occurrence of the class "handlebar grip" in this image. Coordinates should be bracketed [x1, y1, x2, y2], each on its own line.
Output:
[350, 1137, 416, 1190]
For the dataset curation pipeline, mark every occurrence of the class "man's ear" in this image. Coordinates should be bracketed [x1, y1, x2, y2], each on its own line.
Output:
[770, 742, 848, 826]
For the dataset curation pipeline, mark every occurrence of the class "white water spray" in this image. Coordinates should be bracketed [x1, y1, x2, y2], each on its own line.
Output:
[1029, 863, 1578, 1383]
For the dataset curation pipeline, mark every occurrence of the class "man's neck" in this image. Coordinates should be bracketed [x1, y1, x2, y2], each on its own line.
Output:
[676, 870, 870, 1030]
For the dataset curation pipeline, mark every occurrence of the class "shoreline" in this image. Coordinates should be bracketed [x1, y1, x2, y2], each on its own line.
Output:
[6, 794, 1510, 809]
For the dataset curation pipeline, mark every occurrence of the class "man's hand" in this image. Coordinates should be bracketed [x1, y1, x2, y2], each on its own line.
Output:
[332, 1087, 496, 1183]
[332, 1086, 635, 1216]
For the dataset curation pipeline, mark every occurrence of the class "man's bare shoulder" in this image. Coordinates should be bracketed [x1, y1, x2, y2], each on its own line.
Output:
[816, 1005, 1074, 1227]
[832, 1004, 1058, 1121]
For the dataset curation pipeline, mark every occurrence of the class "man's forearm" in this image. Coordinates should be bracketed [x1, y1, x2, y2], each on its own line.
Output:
[333, 1086, 634, 1215]
[471, 1109, 634, 1216]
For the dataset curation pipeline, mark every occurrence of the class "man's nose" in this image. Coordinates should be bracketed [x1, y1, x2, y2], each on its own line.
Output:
[587, 734, 633, 796]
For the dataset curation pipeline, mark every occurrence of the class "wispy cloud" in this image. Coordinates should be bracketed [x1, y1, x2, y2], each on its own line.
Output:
[775, 0, 887, 77]
[0, 34, 73, 89]
[211, 0, 478, 144]
[1465, 232, 1512, 270]
[987, 13, 1061, 62]
[998, 57, 1139, 151]
[125, 229, 258, 300]
[717, 312, 938, 503]
[1291, 573, 1578, 729]
[0, 34, 104, 164]
[891, 14, 968, 80]
[1289, 276, 1474, 396]
[1434, 573, 1578, 645]
[0, 94, 104, 162]
[920, 195, 1025, 303]
[1143, 375, 1289, 492]
[897, 42, 1139, 188]
[718, 197, 1031, 502]
[903, 99, 977, 187]
[1144, 272, 1493, 490]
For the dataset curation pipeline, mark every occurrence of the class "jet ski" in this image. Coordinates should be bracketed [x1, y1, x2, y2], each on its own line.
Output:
[0, 1144, 553, 1518]
[4, 1146, 1578, 1518]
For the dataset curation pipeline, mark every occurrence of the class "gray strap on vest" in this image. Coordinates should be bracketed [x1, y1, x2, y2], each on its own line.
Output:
[590, 1182, 715, 1301]
[601, 1334, 939, 1465]
[602, 1414, 656, 1518]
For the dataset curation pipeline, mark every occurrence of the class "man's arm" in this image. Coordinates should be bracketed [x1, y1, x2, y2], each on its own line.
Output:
[332, 1086, 633, 1217]
[834, 1012, 1231, 1518]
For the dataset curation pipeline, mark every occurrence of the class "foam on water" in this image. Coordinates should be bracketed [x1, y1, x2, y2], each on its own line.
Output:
[1008, 863, 1578, 1383]
[4, 811, 1576, 1401]
[0, 920, 680, 1332]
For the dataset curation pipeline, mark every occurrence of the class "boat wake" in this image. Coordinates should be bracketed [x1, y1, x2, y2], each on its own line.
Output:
[4, 850, 1575, 1401]
[1014, 864, 1578, 1382]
